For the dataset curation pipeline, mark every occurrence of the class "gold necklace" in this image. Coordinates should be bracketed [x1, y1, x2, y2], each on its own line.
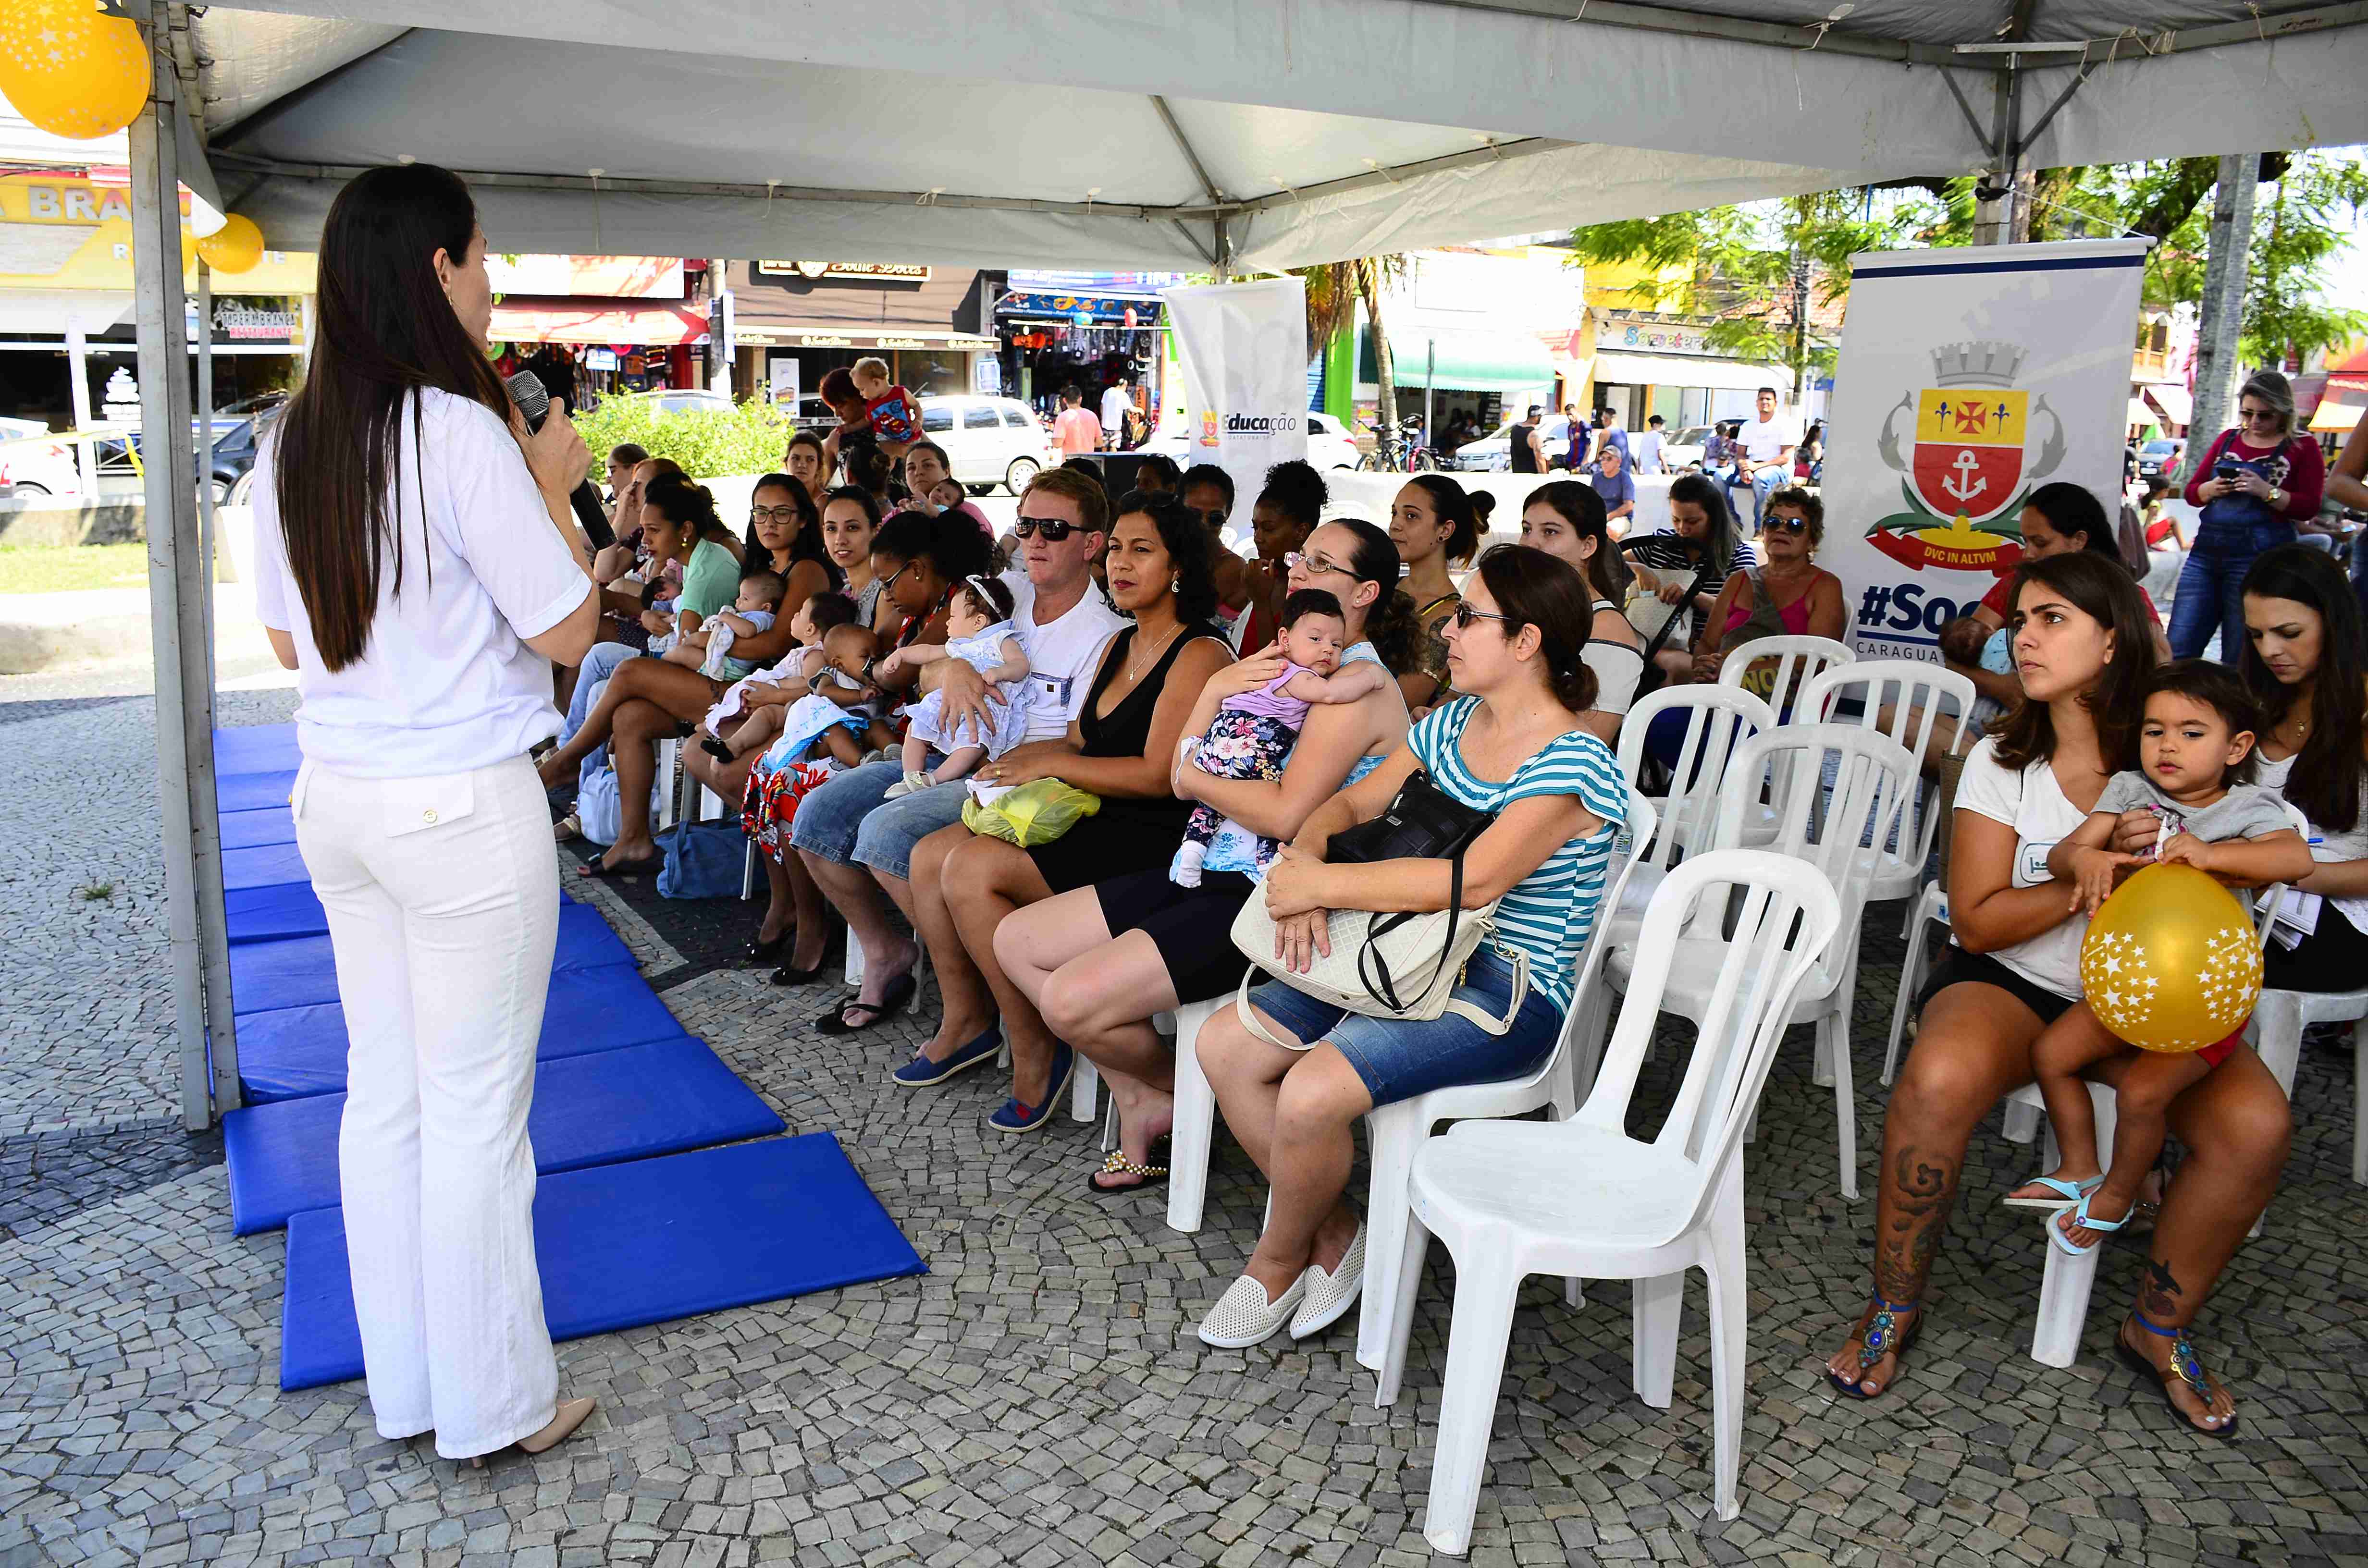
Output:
[1127, 621, 1184, 682]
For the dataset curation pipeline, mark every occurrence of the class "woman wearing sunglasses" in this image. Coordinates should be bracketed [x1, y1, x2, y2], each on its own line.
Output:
[1686, 486, 1846, 698]
[992, 516, 1420, 1192]
[2170, 369, 2326, 662]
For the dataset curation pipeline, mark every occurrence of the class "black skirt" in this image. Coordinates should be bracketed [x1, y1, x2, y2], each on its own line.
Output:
[1092, 866, 1260, 1004]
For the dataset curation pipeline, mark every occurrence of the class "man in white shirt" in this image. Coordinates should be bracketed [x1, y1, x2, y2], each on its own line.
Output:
[792, 468, 1122, 1053]
[1732, 386, 1802, 532]
[1629, 414, 1668, 475]
[1098, 377, 1134, 449]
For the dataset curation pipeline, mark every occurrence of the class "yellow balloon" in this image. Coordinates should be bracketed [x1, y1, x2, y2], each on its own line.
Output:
[2079, 863, 2262, 1054]
[0, 0, 152, 141]
[195, 214, 264, 274]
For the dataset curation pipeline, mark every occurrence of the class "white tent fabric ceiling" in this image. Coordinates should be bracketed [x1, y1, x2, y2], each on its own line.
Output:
[191, 1, 2368, 270]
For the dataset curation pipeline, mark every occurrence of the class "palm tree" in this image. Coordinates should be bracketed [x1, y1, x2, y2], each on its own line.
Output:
[1295, 255, 1411, 466]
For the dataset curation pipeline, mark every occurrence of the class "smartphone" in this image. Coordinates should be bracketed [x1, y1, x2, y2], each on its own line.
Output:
[2214, 461, 2242, 482]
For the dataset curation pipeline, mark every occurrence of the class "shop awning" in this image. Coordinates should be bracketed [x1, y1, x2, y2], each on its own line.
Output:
[1361, 324, 1556, 393]
[733, 327, 996, 351]
[1590, 351, 1788, 392]
[2127, 397, 2159, 430]
[489, 298, 708, 347]
[2143, 381, 2193, 428]
[2310, 399, 2364, 435]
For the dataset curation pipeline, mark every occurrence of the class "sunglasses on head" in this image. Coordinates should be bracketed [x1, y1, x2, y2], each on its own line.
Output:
[1013, 515, 1081, 541]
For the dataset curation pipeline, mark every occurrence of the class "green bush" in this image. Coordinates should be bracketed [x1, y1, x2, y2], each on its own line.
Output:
[568, 395, 797, 484]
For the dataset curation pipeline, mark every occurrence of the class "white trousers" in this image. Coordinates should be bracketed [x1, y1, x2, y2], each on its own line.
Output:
[291, 752, 560, 1458]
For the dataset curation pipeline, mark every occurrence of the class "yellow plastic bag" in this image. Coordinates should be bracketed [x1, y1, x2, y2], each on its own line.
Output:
[960, 778, 1101, 848]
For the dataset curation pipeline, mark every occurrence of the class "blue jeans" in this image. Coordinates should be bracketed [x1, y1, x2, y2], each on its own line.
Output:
[2167, 516, 2295, 662]
[1245, 950, 1564, 1109]
[563, 642, 639, 790]
[786, 760, 968, 882]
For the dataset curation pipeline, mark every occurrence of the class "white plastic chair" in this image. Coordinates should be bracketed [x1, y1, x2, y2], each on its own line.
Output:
[1883, 747, 1970, 1087]
[1714, 632, 1852, 722]
[1351, 791, 1657, 1378]
[1614, 685, 1775, 897]
[1797, 659, 1977, 913]
[1378, 849, 1841, 1547]
[1166, 997, 1228, 1233]
[2246, 799, 2368, 1184]
[1600, 723, 1916, 1199]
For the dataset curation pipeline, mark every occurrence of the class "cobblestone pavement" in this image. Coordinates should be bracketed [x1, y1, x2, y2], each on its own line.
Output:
[4, 694, 2366, 1568]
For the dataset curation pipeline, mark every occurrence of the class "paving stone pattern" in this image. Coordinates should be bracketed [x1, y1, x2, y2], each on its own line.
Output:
[4, 692, 2366, 1568]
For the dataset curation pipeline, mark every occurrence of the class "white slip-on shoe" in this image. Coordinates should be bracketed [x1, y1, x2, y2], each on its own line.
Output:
[1289, 1225, 1366, 1339]
[1197, 1271, 1309, 1348]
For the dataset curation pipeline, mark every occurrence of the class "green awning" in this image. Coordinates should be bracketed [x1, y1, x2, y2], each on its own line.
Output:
[1357, 324, 1556, 394]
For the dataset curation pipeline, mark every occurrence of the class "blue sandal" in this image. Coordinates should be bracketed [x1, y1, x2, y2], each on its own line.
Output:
[1826, 1294, 1921, 1400]
[2116, 1312, 2241, 1441]
[2001, 1172, 2103, 1211]
[2049, 1191, 2131, 1257]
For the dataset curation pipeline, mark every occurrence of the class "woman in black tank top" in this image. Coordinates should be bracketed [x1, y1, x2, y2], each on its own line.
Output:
[902, 492, 1231, 1132]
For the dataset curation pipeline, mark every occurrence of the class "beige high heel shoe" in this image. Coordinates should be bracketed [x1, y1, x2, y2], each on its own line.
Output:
[467, 1396, 596, 1468]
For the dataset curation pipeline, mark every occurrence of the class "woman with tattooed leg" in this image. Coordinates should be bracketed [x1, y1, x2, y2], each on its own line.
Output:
[1828, 552, 2288, 1437]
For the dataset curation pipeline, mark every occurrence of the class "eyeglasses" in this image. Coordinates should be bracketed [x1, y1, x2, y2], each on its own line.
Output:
[1451, 603, 1515, 631]
[748, 505, 803, 524]
[880, 560, 915, 591]
[1283, 551, 1355, 578]
[1013, 515, 1081, 541]
[1764, 514, 1810, 534]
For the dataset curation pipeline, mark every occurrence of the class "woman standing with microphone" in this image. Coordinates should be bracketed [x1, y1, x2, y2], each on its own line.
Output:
[250, 163, 602, 1466]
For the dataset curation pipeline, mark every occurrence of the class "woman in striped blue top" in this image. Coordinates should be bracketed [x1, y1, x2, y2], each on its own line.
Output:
[1193, 545, 1630, 1349]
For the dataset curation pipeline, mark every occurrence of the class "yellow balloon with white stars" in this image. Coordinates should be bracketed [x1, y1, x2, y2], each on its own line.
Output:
[2079, 863, 2262, 1054]
[0, 0, 153, 142]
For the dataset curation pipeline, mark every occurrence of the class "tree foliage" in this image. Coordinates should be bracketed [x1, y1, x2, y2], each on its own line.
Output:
[568, 394, 798, 485]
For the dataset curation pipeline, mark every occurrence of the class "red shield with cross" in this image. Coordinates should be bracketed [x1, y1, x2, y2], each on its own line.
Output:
[1909, 388, 2028, 524]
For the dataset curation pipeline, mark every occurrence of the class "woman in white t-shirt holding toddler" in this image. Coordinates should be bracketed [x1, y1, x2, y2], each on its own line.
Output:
[1826, 552, 2290, 1443]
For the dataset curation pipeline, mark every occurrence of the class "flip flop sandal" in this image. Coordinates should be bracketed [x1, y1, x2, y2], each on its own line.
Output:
[578, 852, 662, 879]
[815, 971, 916, 1035]
[2001, 1173, 2103, 1211]
[1086, 1138, 1172, 1197]
[2049, 1192, 2131, 1257]
[2115, 1313, 2242, 1442]
[1826, 1294, 1921, 1401]
[553, 814, 581, 844]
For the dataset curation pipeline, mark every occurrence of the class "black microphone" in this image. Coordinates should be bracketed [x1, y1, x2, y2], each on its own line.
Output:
[505, 371, 616, 550]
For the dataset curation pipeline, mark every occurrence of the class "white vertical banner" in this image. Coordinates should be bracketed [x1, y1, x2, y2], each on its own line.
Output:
[1161, 277, 1307, 529]
[1823, 239, 2149, 661]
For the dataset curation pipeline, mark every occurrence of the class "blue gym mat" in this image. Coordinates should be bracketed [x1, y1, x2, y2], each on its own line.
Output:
[229, 903, 632, 1014]
[223, 882, 329, 946]
[232, 959, 689, 1103]
[214, 723, 301, 775]
[279, 1134, 927, 1390]
[217, 769, 299, 813]
[222, 1036, 785, 1235]
[220, 808, 299, 849]
[224, 842, 311, 891]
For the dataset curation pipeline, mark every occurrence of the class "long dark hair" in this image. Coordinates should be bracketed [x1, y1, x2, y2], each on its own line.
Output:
[2241, 543, 2366, 831]
[1991, 551, 2158, 772]
[1401, 474, 1480, 567]
[642, 473, 732, 551]
[872, 503, 991, 590]
[1663, 471, 1739, 582]
[743, 472, 837, 588]
[1527, 479, 1631, 603]
[2024, 481, 2122, 566]
[1114, 489, 1220, 624]
[1330, 516, 1421, 675]
[1472, 544, 1597, 714]
[271, 164, 513, 670]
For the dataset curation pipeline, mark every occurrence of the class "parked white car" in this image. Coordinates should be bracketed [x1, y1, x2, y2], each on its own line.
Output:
[916, 394, 1052, 494]
[1145, 410, 1359, 470]
[613, 387, 735, 419]
[1448, 413, 1572, 473]
[1663, 425, 1716, 471]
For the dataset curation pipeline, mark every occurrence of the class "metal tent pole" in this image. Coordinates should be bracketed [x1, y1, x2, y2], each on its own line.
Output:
[129, 3, 238, 1128]
[197, 259, 218, 691]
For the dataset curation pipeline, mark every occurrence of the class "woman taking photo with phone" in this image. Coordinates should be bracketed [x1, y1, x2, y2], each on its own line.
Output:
[250, 164, 602, 1466]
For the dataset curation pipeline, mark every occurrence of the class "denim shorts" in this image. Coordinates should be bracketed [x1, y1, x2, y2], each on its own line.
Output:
[1246, 949, 1566, 1108]
[785, 760, 969, 882]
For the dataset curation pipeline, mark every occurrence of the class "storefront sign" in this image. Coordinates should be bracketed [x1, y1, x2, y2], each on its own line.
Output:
[210, 300, 301, 341]
[769, 358, 801, 405]
[1163, 278, 1306, 531]
[1594, 317, 1716, 356]
[483, 254, 683, 298]
[1823, 240, 2147, 661]
[756, 261, 931, 281]
[585, 347, 619, 371]
[999, 292, 1159, 327]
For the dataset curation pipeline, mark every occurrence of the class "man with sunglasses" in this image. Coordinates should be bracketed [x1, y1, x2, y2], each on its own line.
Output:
[791, 468, 1123, 1043]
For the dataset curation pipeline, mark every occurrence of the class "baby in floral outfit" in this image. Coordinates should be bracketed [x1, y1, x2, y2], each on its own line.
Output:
[1173, 589, 1388, 886]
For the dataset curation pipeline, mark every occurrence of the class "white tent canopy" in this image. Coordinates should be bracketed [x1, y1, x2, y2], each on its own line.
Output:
[116, 0, 2368, 1128]
[191, 1, 2368, 271]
